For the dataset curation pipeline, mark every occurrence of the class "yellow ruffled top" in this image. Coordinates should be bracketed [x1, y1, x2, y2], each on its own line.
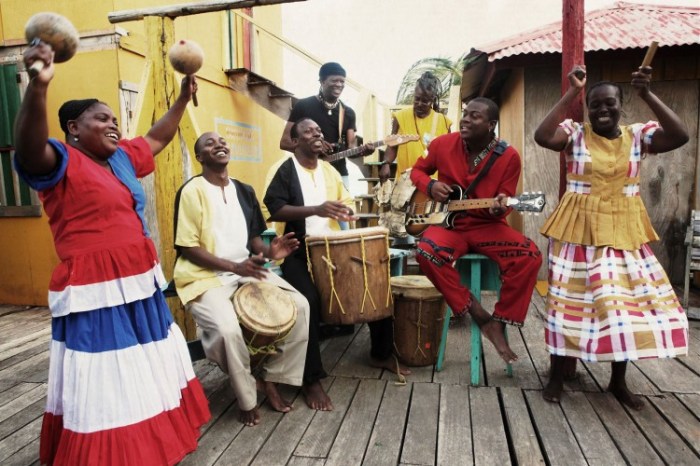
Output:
[540, 121, 659, 250]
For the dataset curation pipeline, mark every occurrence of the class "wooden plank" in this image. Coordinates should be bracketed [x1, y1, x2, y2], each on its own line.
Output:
[648, 395, 700, 456]
[0, 327, 51, 355]
[0, 398, 45, 443]
[583, 360, 660, 396]
[524, 390, 586, 466]
[363, 382, 411, 466]
[251, 381, 333, 466]
[586, 392, 663, 465]
[471, 386, 510, 465]
[0, 383, 39, 408]
[0, 384, 45, 424]
[179, 404, 243, 465]
[216, 404, 285, 465]
[0, 380, 17, 394]
[326, 379, 385, 465]
[0, 316, 49, 336]
[560, 391, 625, 465]
[381, 363, 432, 383]
[676, 354, 700, 382]
[295, 377, 359, 458]
[634, 359, 700, 394]
[437, 384, 472, 466]
[287, 457, 326, 466]
[401, 382, 439, 466]
[0, 337, 50, 372]
[500, 387, 545, 466]
[330, 325, 382, 379]
[0, 415, 41, 463]
[0, 305, 30, 317]
[432, 315, 473, 386]
[3, 439, 39, 466]
[676, 393, 700, 418]
[626, 396, 699, 464]
[320, 325, 360, 374]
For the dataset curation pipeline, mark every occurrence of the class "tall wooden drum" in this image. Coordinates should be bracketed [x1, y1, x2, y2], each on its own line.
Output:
[391, 275, 446, 366]
[232, 282, 297, 356]
[306, 226, 392, 325]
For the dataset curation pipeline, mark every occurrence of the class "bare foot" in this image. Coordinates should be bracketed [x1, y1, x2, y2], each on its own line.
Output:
[543, 377, 564, 403]
[608, 383, 644, 411]
[239, 406, 261, 427]
[479, 319, 518, 364]
[257, 379, 292, 413]
[369, 355, 411, 375]
[302, 381, 333, 411]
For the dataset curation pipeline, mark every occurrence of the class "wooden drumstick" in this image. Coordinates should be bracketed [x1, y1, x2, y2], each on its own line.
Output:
[641, 41, 659, 68]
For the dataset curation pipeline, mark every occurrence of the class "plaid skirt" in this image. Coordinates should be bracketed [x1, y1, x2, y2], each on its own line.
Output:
[545, 239, 688, 362]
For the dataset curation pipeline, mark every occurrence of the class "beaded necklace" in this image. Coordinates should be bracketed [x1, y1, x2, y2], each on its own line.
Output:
[317, 94, 339, 115]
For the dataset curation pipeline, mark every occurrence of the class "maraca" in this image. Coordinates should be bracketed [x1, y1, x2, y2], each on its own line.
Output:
[168, 39, 204, 106]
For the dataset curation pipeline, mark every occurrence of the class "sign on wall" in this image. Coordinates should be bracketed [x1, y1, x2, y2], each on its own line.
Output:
[215, 118, 262, 163]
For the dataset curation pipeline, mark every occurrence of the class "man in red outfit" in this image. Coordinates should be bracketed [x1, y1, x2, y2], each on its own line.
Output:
[410, 97, 542, 363]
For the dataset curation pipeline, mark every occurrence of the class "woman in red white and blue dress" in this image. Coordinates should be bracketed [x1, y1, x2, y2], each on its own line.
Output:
[14, 41, 210, 465]
[534, 64, 689, 410]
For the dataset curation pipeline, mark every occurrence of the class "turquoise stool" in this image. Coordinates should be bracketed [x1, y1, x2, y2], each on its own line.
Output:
[435, 253, 512, 385]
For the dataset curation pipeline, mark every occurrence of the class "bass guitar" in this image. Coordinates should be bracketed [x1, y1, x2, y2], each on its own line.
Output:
[323, 134, 419, 163]
[405, 185, 546, 236]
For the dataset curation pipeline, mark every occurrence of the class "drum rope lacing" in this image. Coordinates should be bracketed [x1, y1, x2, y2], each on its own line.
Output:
[244, 331, 285, 356]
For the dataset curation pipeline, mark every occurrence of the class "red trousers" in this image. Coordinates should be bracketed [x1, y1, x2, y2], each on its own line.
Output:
[415, 217, 542, 326]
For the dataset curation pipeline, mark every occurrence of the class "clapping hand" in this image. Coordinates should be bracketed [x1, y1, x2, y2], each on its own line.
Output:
[269, 232, 299, 260]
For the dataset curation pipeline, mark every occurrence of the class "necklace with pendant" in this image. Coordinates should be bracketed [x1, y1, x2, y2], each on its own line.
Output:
[318, 95, 339, 115]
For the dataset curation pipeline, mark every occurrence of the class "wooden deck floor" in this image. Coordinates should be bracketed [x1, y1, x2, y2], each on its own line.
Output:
[1, 292, 699, 465]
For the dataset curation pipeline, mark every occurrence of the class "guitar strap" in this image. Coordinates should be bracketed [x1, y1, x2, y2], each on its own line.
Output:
[462, 139, 509, 199]
[337, 101, 345, 148]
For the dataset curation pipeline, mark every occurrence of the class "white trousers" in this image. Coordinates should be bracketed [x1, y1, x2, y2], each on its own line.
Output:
[187, 272, 309, 411]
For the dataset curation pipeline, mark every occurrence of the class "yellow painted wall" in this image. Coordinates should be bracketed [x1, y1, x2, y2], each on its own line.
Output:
[0, 0, 287, 305]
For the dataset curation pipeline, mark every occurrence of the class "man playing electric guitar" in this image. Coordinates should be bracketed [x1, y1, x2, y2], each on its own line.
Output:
[410, 97, 542, 364]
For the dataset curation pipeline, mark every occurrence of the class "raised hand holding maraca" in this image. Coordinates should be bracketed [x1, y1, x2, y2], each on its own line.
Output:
[169, 39, 204, 106]
[24, 12, 79, 78]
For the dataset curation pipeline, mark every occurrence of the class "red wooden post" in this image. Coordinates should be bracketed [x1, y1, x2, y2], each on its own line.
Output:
[556, 0, 585, 378]
[560, 0, 585, 198]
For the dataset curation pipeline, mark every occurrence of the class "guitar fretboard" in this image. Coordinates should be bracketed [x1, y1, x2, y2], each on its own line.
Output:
[323, 139, 384, 163]
[446, 199, 493, 211]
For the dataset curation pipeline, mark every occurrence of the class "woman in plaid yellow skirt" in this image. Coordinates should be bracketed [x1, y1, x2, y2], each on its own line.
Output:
[533, 64, 689, 409]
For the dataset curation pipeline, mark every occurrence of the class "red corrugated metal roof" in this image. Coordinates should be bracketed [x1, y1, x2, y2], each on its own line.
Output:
[476, 2, 700, 61]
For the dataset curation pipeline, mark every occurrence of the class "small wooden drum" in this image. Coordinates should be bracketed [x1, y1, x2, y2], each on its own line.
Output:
[232, 282, 297, 355]
[306, 226, 392, 325]
[391, 275, 446, 367]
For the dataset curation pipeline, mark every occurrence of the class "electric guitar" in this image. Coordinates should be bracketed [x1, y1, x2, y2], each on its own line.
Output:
[323, 134, 419, 163]
[405, 185, 546, 236]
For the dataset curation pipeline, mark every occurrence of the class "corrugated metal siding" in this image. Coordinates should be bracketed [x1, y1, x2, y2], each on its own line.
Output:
[480, 2, 700, 62]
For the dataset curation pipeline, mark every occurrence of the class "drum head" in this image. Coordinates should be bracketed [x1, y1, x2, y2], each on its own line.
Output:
[390, 275, 442, 300]
[233, 282, 297, 336]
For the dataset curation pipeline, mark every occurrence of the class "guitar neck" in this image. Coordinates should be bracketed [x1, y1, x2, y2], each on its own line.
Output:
[447, 198, 494, 211]
[324, 139, 384, 163]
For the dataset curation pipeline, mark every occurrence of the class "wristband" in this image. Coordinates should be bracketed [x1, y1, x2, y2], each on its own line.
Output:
[427, 179, 437, 198]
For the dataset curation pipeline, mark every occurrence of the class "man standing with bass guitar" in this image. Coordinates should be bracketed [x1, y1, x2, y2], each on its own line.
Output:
[410, 97, 542, 363]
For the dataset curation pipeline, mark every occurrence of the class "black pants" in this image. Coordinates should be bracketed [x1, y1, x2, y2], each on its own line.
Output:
[281, 253, 394, 384]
